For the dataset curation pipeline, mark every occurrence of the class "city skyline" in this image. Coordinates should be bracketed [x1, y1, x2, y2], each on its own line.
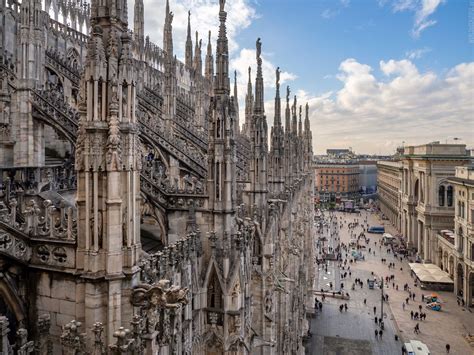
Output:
[127, 0, 473, 154]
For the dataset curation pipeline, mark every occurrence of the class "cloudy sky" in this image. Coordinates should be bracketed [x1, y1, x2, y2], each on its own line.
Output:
[128, 0, 473, 154]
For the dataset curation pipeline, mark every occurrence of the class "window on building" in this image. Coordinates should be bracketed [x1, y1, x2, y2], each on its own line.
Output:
[447, 186, 453, 207]
[438, 185, 445, 206]
[461, 202, 465, 219]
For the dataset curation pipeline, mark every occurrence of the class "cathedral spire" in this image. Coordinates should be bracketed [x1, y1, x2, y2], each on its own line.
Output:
[185, 11, 193, 68]
[298, 105, 303, 138]
[274, 67, 281, 127]
[163, 0, 173, 58]
[194, 31, 202, 74]
[292, 95, 298, 135]
[243, 66, 253, 137]
[205, 30, 214, 81]
[234, 70, 238, 100]
[285, 86, 291, 133]
[305, 102, 310, 131]
[133, 0, 144, 49]
[254, 38, 264, 114]
[214, 0, 230, 95]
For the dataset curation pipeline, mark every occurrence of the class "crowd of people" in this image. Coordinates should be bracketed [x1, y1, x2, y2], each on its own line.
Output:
[310, 209, 451, 354]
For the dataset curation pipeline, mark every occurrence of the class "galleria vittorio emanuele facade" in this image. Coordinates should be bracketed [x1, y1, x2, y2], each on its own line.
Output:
[0, 0, 315, 353]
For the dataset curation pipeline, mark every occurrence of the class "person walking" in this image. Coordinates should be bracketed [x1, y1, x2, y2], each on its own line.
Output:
[379, 329, 383, 339]
[375, 329, 379, 339]
[414, 323, 420, 334]
[410, 310, 414, 320]
[374, 306, 377, 315]
[446, 344, 450, 353]
[402, 302, 405, 311]
[364, 298, 367, 305]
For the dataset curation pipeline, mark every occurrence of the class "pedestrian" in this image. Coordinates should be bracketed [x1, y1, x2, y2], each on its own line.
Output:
[446, 344, 450, 353]
[379, 317, 382, 324]
[379, 329, 383, 339]
[406, 297, 409, 305]
[410, 310, 414, 320]
[344, 303, 348, 311]
[319, 302, 323, 311]
[422, 294, 425, 302]
[364, 298, 367, 305]
[375, 317, 378, 325]
[375, 329, 379, 339]
[414, 323, 420, 334]
[419, 305, 422, 312]
[374, 306, 377, 315]
[412, 293, 416, 301]
[402, 302, 405, 311]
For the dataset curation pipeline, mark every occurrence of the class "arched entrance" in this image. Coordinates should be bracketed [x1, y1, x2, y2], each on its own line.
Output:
[468, 272, 474, 307]
[0, 259, 27, 345]
[456, 263, 464, 298]
[448, 256, 454, 278]
[437, 247, 443, 269]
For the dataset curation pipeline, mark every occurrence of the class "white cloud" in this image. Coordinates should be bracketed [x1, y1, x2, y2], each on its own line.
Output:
[384, 0, 445, 37]
[405, 47, 432, 59]
[321, 9, 339, 19]
[341, 0, 351, 7]
[302, 59, 474, 154]
[128, 0, 258, 60]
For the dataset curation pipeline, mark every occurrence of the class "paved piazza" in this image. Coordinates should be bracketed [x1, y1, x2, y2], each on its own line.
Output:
[306, 210, 474, 355]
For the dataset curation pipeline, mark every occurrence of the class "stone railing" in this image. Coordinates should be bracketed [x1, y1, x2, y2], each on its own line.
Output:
[31, 89, 79, 142]
[45, 48, 82, 86]
[0, 198, 76, 241]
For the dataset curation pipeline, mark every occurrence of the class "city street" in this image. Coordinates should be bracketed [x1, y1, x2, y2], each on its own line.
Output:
[306, 210, 474, 355]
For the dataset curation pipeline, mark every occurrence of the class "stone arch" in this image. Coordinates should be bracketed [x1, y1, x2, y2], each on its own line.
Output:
[414, 179, 420, 202]
[468, 272, 474, 307]
[446, 185, 453, 207]
[437, 247, 443, 269]
[0, 266, 27, 344]
[456, 263, 464, 297]
[66, 47, 80, 70]
[207, 268, 223, 310]
[448, 255, 454, 277]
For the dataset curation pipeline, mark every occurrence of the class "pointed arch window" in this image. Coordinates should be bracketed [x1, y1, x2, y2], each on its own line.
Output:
[208, 271, 223, 309]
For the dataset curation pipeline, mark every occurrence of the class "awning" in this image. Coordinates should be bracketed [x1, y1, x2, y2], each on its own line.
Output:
[408, 263, 453, 284]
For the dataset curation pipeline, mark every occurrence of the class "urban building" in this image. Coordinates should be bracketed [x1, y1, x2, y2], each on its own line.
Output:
[400, 143, 471, 262]
[359, 160, 378, 195]
[436, 165, 474, 306]
[314, 162, 360, 202]
[377, 160, 402, 229]
[0, 0, 315, 353]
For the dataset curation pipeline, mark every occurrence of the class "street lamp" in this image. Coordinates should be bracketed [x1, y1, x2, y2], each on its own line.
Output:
[380, 277, 385, 330]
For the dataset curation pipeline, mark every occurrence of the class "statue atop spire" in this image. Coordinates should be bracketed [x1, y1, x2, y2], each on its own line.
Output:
[276, 67, 280, 97]
[215, 0, 230, 95]
[254, 38, 264, 114]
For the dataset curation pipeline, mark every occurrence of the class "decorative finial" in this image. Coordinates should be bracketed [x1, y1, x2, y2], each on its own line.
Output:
[256, 38, 262, 59]
[276, 67, 280, 87]
[286, 86, 290, 102]
[220, 0, 225, 11]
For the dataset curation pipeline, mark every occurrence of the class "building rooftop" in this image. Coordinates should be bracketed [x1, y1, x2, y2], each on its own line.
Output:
[402, 142, 470, 158]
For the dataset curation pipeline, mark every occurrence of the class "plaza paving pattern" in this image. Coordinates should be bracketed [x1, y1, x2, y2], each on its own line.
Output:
[305, 210, 474, 355]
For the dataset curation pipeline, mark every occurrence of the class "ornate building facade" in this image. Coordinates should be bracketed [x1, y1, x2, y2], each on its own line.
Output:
[0, 0, 315, 353]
